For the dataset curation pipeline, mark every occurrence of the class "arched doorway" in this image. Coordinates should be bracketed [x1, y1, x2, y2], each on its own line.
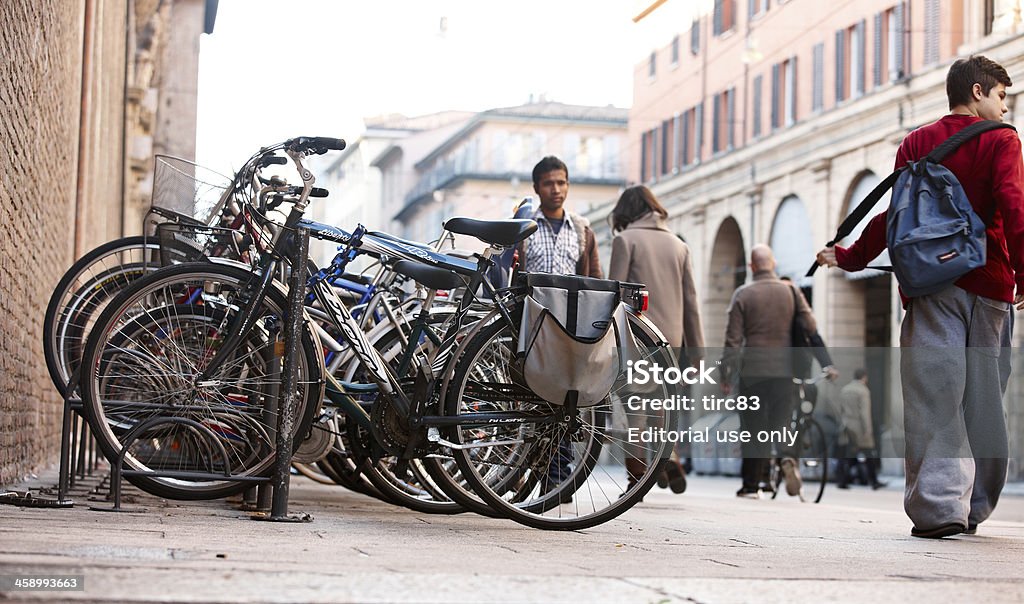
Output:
[769, 195, 815, 300]
[705, 217, 746, 348]
[839, 170, 896, 466]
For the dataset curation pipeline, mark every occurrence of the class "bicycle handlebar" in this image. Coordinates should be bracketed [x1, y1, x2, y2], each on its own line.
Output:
[793, 369, 833, 386]
[285, 136, 346, 155]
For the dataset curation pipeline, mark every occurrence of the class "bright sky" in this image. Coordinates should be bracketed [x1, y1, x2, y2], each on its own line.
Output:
[195, 0, 693, 176]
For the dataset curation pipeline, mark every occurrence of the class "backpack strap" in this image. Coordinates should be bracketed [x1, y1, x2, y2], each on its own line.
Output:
[807, 120, 1017, 278]
[925, 120, 1016, 163]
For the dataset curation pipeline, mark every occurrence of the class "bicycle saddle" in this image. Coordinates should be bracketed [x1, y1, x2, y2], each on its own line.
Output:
[391, 259, 466, 291]
[443, 217, 538, 247]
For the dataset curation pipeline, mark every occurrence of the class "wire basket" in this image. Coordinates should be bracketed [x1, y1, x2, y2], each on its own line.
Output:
[155, 221, 251, 267]
[152, 155, 233, 226]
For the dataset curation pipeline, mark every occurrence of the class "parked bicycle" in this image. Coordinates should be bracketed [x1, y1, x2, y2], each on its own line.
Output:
[77, 135, 677, 529]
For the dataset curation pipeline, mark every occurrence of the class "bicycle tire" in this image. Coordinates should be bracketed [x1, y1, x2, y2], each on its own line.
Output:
[43, 236, 165, 391]
[443, 314, 676, 530]
[336, 318, 465, 515]
[79, 262, 324, 500]
[772, 417, 828, 503]
[796, 417, 828, 503]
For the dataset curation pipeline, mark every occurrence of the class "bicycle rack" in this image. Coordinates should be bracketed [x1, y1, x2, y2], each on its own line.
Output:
[252, 225, 312, 523]
[87, 416, 265, 513]
[15, 229, 314, 522]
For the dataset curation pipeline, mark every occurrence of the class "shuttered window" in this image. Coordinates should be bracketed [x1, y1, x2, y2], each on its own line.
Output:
[640, 131, 649, 182]
[924, 0, 940, 65]
[835, 28, 846, 102]
[714, 0, 735, 35]
[695, 102, 704, 164]
[752, 74, 763, 138]
[727, 88, 735, 150]
[785, 57, 797, 126]
[892, 3, 905, 80]
[661, 119, 672, 176]
[684, 110, 692, 166]
[712, 93, 721, 153]
[873, 12, 884, 87]
[771, 63, 780, 130]
[851, 20, 866, 98]
[812, 42, 824, 112]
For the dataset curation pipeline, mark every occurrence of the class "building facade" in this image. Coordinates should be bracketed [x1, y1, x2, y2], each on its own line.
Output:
[392, 101, 628, 252]
[0, 0, 213, 485]
[307, 112, 473, 268]
[602, 0, 1024, 476]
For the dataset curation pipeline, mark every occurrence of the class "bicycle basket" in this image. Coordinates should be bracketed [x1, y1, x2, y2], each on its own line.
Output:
[155, 221, 247, 266]
[516, 273, 639, 407]
[151, 155, 233, 226]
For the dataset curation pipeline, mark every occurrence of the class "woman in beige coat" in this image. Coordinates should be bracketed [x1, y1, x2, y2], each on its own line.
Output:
[608, 185, 705, 494]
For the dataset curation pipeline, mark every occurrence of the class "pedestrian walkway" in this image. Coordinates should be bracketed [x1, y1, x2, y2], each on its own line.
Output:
[1, 468, 1022, 603]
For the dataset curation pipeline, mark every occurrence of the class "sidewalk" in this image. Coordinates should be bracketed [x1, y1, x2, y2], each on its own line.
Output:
[1, 468, 1022, 603]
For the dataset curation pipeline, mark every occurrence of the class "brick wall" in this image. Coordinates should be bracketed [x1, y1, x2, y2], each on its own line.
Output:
[0, 0, 127, 485]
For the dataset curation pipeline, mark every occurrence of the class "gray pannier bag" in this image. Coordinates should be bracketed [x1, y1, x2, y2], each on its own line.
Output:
[516, 273, 639, 407]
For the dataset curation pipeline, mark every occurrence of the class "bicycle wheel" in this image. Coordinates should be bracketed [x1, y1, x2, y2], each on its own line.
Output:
[795, 417, 828, 503]
[443, 314, 676, 530]
[335, 315, 465, 515]
[79, 262, 324, 500]
[772, 417, 828, 503]
[44, 236, 165, 391]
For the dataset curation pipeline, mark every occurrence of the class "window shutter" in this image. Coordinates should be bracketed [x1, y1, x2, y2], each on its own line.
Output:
[753, 75, 762, 137]
[771, 63, 780, 130]
[691, 19, 700, 54]
[682, 109, 691, 165]
[673, 115, 681, 170]
[812, 42, 824, 112]
[873, 12, 883, 87]
[661, 120, 671, 175]
[749, 0, 756, 18]
[789, 56, 798, 124]
[856, 20, 866, 96]
[695, 102, 704, 163]
[714, 0, 723, 34]
[835, 29, 846, 102]
[727, 88, 735, 149]
[924, 0, 939, 65]
[640, 131, 648, 182]
[893, 2, 905, 79]
[712, 93, 721, 153]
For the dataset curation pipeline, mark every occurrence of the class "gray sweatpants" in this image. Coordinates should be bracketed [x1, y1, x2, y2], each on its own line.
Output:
[900, 286, 1011, 531]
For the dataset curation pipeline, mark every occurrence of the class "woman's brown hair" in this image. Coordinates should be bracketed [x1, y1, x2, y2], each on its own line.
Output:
[609, 185, 668, 233]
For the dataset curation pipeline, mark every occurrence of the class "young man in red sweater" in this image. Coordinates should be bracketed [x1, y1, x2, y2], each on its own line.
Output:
[817, 55, 1024, 539]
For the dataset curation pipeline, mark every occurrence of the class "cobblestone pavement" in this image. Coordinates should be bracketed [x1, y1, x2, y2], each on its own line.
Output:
[1, 468, 1023, 603]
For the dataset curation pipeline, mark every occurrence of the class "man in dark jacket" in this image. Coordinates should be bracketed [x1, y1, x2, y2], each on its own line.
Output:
[722, 245, 828, 499]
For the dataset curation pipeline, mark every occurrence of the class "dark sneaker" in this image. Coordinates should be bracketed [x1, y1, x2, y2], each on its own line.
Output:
[780, 457, 803, 496]
[963, 523, 978, 535]
[911, 523, 966, 539]
[736, 487, 761, 499]
[665, 461, 687, 494]
[871, 481, 888, 490]
[656, 468, 669, 489]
